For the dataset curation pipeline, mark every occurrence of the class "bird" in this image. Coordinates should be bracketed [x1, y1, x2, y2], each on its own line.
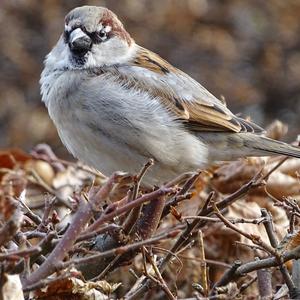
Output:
[40, 5, 300, 186]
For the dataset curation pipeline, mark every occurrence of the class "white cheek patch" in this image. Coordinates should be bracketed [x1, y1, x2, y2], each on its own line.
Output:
[104, 25, 112, 33]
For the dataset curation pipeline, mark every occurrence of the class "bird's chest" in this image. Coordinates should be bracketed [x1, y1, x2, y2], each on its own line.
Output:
[42, 71, 129, 168]
[42, 71, 82, 121]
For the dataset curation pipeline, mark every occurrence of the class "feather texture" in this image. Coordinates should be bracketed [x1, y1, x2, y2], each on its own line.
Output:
[96, 45, 264, 134]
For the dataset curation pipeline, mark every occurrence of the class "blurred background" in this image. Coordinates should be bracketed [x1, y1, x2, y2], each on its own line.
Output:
[1, 0, 300, 158]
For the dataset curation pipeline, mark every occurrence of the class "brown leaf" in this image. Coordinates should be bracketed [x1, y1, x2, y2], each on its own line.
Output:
[265, 120, 288, 140]
[285, 230, 300, 251]
[211, 158, 263, 194]
[31, 277, 112, 300]
[0, 149, 31, 170]
[24, 160, 55, 186]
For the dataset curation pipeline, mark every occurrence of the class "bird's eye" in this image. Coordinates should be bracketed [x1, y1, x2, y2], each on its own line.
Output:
[97, 29, 107, 41]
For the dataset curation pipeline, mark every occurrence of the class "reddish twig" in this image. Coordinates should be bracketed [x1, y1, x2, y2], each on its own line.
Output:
[144, 248, 176, 300]
[0, 246, 41, 262]
[22, 172, 124, 287]
[85, 186, 174, 234]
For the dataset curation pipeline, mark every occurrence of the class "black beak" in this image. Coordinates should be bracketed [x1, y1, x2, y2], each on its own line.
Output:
[69, 29, 92, 56]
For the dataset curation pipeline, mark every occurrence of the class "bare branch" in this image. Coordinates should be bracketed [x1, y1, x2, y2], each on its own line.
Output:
[22, 172, 124, 287]
[257, 268, 272, 299]
[0, 199, 22, 247]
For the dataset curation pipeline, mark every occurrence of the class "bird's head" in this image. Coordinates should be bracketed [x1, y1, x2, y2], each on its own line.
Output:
[46, 6, 135, 70]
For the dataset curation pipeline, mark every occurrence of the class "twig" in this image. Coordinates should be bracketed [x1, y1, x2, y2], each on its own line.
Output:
[261, 209, 278, 247]
[257, 267, 272, 298]
[263, 156, 289, 181]
[0, 199, 22, 247]
[261, 209, 296, 295]
[19, 199, 42, 225]
[177, 255, 230, 268]
[76, 224, 121, 242]
[85, 186, 174, 234]
[122, 159, 154, 235]
[144, 248, 176, 300]
[86, 193, 168, 280]
[160, 192, 215, 272]
[163, 171, 201, 217]
[22, 172, 124, 288]
[12, 231, 57, 274]
[152, 247, 183, 271]
[209, 244, 300, 286]
[0, 246, 41, 262]
[235, 240, 267, 253]
[289, 210, 296, 234]
[125, 173, 262, 300]
[31, 143, 105, 177]
[165, 172, 199, 188]
[66, 229, 179, 268]
[28, 168, 72, 209]
[22, 270, 75, 292]
[198, 230, 208, 296]
[37, 195, 56, 231]
[211, 260, 242, 294]
[182, 216, 265, 224]
[24, 231, 47, 239]
[237, 276, 257, 295]
[125, 193, 215, 300]
[213, 203, 277, 256]
[78, 187, 173, 280]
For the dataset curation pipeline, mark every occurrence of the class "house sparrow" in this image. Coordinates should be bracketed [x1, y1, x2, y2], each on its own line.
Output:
[40, 6, 300, 186]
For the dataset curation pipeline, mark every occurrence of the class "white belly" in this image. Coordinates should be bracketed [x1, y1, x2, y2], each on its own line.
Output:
[42, 70, 209, 185]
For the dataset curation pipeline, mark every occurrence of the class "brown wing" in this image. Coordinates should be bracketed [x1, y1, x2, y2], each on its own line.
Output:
[111, 46, 264, 134]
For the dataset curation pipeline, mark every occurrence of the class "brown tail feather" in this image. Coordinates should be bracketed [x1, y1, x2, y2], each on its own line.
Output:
[245, 135, 300, 158]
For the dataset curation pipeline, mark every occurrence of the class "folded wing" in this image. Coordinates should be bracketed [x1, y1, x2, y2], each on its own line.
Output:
[107, 46, 264, 134]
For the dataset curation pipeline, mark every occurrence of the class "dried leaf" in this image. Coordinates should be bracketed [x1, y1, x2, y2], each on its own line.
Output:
[265, 120, 288, 140]
[285, 231, 300, 251]
[53, 166, 93, 200]
[170, 205, 182, 221]
[31, 277, 113, 300]
[1, 170, 27, 198]
[24, 159, 55, 186]
[0, 149, 31, 170]
[211, 158, 263, 194]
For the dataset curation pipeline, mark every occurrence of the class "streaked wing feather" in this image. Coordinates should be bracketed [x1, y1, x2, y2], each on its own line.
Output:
[110, 46, 264, 134]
